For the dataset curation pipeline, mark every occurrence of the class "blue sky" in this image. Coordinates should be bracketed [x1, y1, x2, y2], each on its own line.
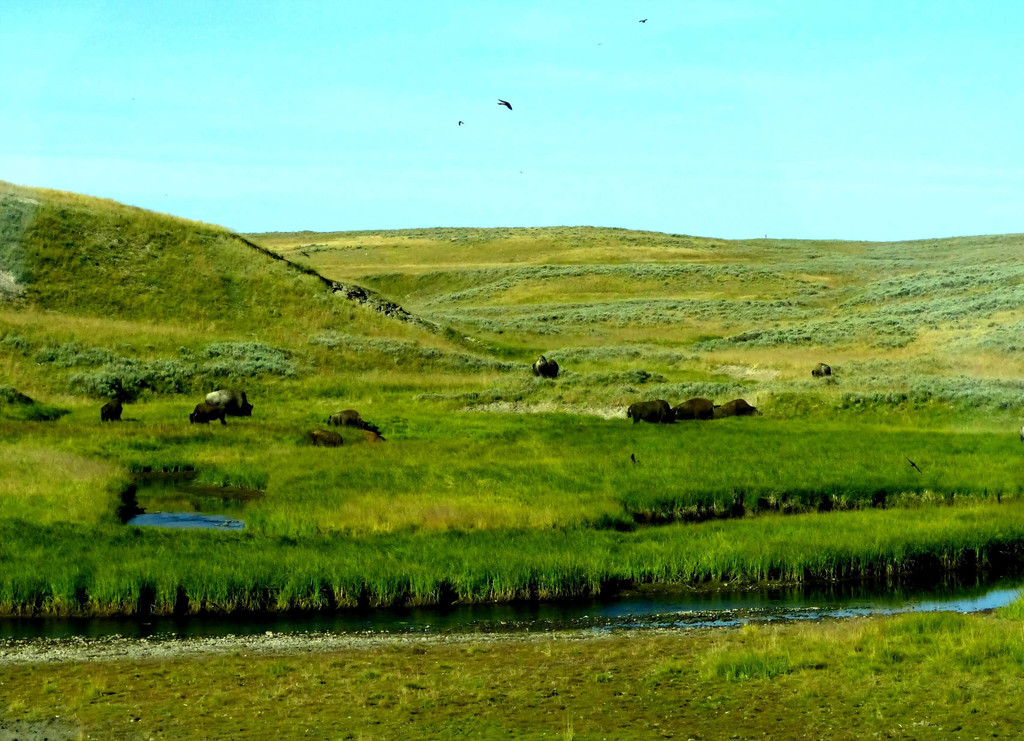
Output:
[2, 1, 1022, 239]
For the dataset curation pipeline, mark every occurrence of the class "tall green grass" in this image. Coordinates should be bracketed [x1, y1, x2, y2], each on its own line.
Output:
[1, 501, 1021, 615]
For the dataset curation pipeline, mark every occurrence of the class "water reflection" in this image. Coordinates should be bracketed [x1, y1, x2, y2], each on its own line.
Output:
[120, 472, 255, 530]
[2, 577, 1020, 642]
[126, 512, 245, 530]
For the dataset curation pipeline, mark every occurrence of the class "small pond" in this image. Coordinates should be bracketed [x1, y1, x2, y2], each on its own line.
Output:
[119, 472, 260, 531]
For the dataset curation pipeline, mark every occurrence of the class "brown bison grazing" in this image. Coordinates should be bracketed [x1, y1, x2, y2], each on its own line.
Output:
[190, 402, 227, 425]
[713, 399, 760, 418]
[328, 409, 381, 434]
[362, 429, 386, 443]
[205, 389, 253, 416]
[532, 355, 559, 378]
[811, 363, 832, 377]
[627, 399, 673, 424]
[672, 397, 714, 421]
[100, 399, 123, 422]
[328, 409, 364, 427]
[308, 429, 343, 447]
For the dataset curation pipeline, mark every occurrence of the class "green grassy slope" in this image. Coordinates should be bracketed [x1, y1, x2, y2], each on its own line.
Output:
[248, 226, 1024, 415]
[0, 181, 470, 402]
[0, 180, 411, 332]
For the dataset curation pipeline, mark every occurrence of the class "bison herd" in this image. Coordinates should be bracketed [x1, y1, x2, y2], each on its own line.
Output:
[100, 387, 384, 448]
[531, 353, 768, 424]
[628, 397, 759, 424]
[99, 354, 834, 438]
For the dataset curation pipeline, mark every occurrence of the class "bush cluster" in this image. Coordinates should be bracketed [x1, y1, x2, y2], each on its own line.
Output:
[839, 376, 1024, 411]
[192, 342, 297, 379]
[33, 342, 115, 367]
[697, 315, 918, 349]
[55, 341, 297, 400]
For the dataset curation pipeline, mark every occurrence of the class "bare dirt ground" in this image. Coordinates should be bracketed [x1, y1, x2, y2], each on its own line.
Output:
[0, 627, 602, 668]
[0, 717, 81, 741]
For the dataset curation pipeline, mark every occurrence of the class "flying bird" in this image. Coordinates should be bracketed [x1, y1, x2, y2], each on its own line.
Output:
[639, 18, 647, 23]
[498, 99, 512, 110]
[458, 121, 464, 126]
[905, 456, 922, 473]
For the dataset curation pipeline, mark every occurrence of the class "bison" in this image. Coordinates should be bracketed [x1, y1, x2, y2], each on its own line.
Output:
[361, 429, 386, 443]
[627, 399, 673, 424]
[205, 389, 253, 417]
[671, 397, 714, 421]
[328, 409, 381, 434]
[532, 355, 559, 378]
[100, 399, 123, 422]
[811, 363, 832, 377]
[308, 429, 343, 447]
[713, 399, 760, 418]
[328, 409, 363, 427]
[190, 402, 227, 425]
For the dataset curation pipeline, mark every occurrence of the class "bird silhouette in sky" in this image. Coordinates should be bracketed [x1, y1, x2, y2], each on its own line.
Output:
[458, 121, 464, 126]
[498, 99, 512, 110]
[905, 456, 922, 473]
[639, 18, 647, 23]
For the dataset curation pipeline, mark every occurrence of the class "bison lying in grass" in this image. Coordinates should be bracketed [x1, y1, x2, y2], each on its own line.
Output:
[671, 397, 714, 421]
[627, 399, 673, 424]
[308, 429, 343, 447]
[328, 409, 381, 435]
[713, 399, 760, 418]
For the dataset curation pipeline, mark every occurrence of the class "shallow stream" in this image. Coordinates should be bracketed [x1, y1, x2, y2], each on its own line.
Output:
[1, 576, 1020, 642]
[69, 473, 1019, 643]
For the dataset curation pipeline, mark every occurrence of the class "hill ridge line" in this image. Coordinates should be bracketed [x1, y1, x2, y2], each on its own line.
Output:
[230, 233, 440, 333]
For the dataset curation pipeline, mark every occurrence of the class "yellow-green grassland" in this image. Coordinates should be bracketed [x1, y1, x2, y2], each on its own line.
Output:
[3, 178, 1024, 737]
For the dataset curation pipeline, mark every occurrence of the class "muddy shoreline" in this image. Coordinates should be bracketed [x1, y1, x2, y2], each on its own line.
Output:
[0, 625, 649, 666]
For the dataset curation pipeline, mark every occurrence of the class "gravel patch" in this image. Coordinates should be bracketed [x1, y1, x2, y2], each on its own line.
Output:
[0, 629, 614, 667]
[0, 718, 80, 741]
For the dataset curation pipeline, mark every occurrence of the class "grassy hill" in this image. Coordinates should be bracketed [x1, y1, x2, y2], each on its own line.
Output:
[0, 180, 467, 402]
[248, 226, 1024, 416]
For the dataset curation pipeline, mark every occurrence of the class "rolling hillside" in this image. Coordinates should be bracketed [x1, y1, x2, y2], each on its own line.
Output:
[3, 179, 1023, 416]
[248, 226, 1024, 415]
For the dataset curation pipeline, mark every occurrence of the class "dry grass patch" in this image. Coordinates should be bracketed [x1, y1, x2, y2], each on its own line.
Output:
[0, 446, 119, 524]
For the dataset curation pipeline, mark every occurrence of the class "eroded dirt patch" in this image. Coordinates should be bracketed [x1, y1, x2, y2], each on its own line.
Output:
[465, 401, 624, 419]
[0, 718, 81, 741]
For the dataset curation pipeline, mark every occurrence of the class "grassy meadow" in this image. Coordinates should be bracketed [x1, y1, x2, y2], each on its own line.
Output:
[0, 179, 1024, 616]
[6, 607, 1024, 738]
